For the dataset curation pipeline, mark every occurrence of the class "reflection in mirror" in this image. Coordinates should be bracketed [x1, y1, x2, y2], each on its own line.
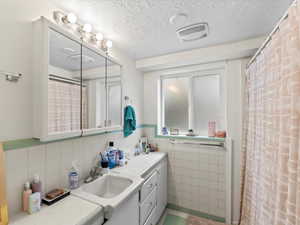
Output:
[48, 28, 82, 134]
[81, 46, 107, 130]
[106, 59, 122, 127]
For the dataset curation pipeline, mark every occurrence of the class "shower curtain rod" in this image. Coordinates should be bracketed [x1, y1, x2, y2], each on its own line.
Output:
[247, 0, 298, 68]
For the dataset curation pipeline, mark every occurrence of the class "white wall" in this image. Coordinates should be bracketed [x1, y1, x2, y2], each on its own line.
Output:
[0, 0, 56, 141]
[142, 58, 248, 223]
[0, 0, 144, 219]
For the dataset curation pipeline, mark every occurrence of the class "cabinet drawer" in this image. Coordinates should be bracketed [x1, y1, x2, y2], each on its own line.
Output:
[140, 187, 157, 225]
[143, 206, 156, 225]
[140, 171, 157, 202]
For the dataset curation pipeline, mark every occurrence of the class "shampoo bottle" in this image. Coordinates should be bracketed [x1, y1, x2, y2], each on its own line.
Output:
[22, 182, 32, 212]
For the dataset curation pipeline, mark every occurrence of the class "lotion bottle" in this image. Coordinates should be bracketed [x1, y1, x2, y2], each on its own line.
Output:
[28, 192, 41, 214]
[22, 182, 32, 212]
[31, 174, 42, 193]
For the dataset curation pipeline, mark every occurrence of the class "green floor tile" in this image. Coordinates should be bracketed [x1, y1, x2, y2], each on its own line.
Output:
[163, 214, 186, 225]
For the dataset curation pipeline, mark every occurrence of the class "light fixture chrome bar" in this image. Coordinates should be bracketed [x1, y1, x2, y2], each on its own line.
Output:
[247, 0, 297, 68]
[0, 70, 22, 82]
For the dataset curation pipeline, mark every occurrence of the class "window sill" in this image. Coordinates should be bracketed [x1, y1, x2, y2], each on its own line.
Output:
[156, 134, 226, 143]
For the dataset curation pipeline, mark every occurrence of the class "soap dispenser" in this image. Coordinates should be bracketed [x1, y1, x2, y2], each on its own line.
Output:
[69, 161, 79, 189]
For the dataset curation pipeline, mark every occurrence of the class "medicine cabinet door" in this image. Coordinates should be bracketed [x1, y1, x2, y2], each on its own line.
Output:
[48, 28, 82, 136]
[81, 45, 107, 133]
[106, 58, 122, 128]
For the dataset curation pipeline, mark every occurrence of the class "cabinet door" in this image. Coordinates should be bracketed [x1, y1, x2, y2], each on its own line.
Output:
[105, 192, 139, 225]
[106, 58, 122, 128]
[81, 45, 107, 133]
[48, 28, 82, 136]
[155, 159, 168, 225]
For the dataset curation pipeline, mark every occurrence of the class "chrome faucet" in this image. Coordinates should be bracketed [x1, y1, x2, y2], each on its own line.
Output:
[84, 166, 102, 183]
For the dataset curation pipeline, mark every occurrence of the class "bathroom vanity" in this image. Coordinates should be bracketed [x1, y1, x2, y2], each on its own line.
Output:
[73, 152, 168, 225]
[9, 152, 167, 225]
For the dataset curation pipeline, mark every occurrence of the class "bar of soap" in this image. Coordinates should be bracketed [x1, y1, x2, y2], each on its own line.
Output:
[46, 189, 65, 200]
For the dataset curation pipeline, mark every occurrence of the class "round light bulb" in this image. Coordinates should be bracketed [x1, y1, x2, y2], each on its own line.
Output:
[95, 33, 104, 41]
[67, 13, 77, 24]
[83, 24, 92, 33]
[106, 40, 113, 48]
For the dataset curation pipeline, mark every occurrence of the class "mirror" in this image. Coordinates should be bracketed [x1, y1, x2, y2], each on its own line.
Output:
[106, 59, 122, 128]
[81, 45, 107, 130]
[48, 28, 82, 135]
[47, 28, 122, 138]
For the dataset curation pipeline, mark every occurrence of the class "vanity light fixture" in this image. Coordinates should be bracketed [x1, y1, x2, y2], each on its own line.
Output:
[62, 13, 77, 24]
[82, 24, 92, 33]
[105, 40, 113, 49]
[53, 11, 113, 52]
[95, 33, 104, 41]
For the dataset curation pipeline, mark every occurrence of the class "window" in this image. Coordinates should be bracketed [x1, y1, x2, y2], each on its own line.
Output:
[160, 71, 224, 136]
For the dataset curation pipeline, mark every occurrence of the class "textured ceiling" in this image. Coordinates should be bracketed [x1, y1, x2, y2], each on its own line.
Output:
[50, 0, 293, 59]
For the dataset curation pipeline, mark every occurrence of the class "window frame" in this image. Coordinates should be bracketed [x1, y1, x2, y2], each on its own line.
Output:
[159, 68, 225, 136]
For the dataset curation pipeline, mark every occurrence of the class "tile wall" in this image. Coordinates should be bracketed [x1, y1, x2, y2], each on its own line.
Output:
[5, 130, 142, 217]
[144, 128, 226, 218]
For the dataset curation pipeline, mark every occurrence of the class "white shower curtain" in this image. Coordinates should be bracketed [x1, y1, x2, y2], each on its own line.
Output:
[240, 2, 300, 225]
[48, 79, 87, 133]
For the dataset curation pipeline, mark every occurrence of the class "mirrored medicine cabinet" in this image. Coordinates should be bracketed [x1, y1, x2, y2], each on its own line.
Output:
[33, 17, 122, 141]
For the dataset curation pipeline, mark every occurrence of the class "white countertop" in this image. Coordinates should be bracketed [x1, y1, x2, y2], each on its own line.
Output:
[9, 196, 103, 225]
[113, 152, 167, 178]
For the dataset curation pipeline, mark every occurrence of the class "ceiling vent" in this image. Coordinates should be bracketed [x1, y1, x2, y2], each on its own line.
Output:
[176, 23, 209, 42]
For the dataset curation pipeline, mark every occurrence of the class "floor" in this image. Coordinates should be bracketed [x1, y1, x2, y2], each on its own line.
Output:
[159, 209, 227, 225]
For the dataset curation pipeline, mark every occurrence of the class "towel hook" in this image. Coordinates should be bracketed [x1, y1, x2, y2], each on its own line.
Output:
[124, 96, 132, 106]
[0, 70, 22, 82]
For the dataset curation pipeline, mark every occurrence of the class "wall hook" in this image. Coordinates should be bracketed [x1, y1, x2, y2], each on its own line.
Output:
[0, 71, 22, 82]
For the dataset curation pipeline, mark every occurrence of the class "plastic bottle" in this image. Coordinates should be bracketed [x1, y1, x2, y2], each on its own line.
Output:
[23, 182, 32, 212]
[31, 174, 42, 193]
[106, 142, 116, 169]
[28, 192, 41, 214]
[69, 162, 79, 189]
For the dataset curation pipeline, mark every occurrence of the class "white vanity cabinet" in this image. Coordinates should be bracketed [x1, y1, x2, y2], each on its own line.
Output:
[155, 158, 168, 225]
[139, 157, 168, 225]
[105, 192, 139, 225]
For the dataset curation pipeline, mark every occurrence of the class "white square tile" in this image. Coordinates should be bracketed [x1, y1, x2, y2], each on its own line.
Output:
[45, 142, 62, 192]
[5, 148, 29, 215]
[28, 145, 46, 192]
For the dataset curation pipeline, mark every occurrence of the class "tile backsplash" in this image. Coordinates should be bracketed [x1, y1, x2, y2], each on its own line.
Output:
[5, 130, 142, 217]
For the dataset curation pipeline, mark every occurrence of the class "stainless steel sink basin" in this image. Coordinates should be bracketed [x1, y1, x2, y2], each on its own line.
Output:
[81, 174, 133, 199]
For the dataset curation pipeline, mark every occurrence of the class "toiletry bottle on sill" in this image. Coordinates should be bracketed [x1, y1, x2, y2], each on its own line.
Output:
[23, 182, 32, 212]
[208, 121, 216, 137]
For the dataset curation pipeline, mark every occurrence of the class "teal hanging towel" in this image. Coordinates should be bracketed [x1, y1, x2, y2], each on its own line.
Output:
[123, 105, 136, 137]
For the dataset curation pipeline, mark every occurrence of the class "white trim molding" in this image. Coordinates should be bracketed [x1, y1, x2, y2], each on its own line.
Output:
[136, 36, 265, 72]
